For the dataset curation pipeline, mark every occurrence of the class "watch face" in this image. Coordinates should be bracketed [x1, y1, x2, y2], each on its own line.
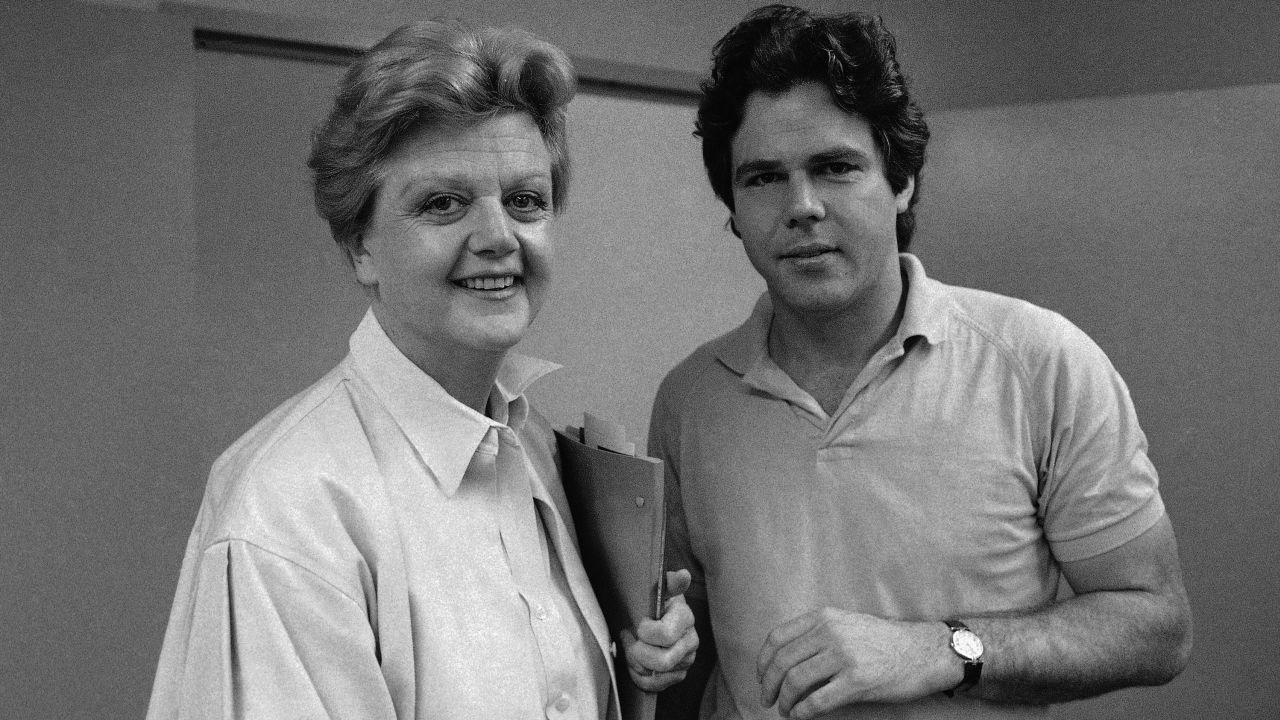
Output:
[952, 629, 984, 660]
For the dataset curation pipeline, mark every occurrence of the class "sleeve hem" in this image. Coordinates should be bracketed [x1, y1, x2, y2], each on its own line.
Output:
[1048, 493, 1166, 563]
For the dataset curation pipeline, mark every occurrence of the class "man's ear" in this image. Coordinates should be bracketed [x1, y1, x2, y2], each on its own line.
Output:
[895, 176, 916, 214]
[727, 215, 742, 239]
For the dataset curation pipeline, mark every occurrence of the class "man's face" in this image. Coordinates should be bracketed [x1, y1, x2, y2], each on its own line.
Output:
[729, 82, 914, 319]
[351, 113, 554, 369]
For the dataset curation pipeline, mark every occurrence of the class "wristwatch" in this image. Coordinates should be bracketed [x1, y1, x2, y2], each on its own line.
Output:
[942, 619, 983, 697]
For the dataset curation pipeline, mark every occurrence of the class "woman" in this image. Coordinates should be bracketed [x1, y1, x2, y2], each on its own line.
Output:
[147, 20, 695, 720]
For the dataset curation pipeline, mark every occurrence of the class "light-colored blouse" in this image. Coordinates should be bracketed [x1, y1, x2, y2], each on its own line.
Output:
[147, 310, 616, 720]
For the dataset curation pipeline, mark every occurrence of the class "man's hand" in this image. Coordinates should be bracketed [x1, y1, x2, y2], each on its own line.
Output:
[620, 569, 700, 692]
[756, 608, 955, 719]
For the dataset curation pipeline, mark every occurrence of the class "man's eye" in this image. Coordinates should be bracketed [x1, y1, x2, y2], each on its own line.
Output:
[821, 162, 859, 176]
[421, 194, 467, 215]
[744, 173, 779, 188]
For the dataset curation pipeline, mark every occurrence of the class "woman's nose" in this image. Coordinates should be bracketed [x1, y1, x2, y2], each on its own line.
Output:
[468, 200, 519, 255]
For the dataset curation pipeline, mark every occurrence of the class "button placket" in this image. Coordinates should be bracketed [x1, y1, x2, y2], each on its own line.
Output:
[493, 427, 581, 716]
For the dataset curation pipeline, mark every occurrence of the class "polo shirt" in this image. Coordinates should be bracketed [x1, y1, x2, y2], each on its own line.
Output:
[148, 309, 616, 720]
[649, 254, 1165, 719]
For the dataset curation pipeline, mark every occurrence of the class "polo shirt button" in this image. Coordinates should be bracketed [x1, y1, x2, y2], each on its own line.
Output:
[553, 693, 571, 712]
[535, 605, 548, 621]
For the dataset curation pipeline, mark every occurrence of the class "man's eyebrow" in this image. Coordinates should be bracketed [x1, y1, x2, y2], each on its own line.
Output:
[809, 148, 874, 166]
[732, 159, 781, 184]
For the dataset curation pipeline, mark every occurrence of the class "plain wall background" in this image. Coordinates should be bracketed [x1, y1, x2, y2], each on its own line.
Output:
[2, 1, 1277, 718]
[0, 4, 197, 712]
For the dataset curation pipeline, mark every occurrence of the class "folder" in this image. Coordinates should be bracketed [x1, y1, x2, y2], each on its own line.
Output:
[554, 422, 666, 720]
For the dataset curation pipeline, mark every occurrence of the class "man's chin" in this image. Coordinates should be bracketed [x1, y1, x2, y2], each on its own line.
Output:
[770, 286, 858, 316]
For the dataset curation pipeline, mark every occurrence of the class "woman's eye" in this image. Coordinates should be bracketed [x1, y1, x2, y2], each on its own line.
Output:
[507, 192, 550, 218]
[421, 194, 467, 216]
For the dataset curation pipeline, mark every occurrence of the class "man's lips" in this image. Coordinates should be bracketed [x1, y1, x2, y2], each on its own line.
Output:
[780, 243, 838, 260]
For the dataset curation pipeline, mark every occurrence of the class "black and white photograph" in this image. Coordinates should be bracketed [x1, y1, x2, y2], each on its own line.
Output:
[2, 2, 1276, 719]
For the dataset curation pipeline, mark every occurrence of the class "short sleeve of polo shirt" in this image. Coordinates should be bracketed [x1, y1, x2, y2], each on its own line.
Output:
[1031, 314, 1165, 563]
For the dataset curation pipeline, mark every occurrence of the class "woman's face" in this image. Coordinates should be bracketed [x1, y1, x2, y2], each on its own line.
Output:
[353, 112, 555, 369]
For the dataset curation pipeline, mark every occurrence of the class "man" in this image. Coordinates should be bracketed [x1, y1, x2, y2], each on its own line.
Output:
[650, 5, 1191, 719]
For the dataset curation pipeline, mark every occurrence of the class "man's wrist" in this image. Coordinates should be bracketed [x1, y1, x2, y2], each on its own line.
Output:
[942, 619, 984, 697]
[909, 620, 967, 697]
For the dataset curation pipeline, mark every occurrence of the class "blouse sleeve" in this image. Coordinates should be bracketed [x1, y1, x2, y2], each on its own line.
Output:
[146, 539, 397, 720]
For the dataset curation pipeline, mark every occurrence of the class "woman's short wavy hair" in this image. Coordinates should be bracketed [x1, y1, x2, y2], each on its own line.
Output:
[308, 20, 576, 257]
[696, 4, 929, 250]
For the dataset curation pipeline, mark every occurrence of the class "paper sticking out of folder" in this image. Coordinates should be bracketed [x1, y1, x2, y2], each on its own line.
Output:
[582, 411, 637, 456]
[554, 414, 666, 720]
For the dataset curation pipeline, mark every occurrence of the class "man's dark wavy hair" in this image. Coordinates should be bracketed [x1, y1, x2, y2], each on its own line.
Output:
[696, 4, 929, 250]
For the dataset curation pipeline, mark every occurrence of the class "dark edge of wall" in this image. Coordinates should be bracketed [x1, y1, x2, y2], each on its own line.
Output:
[193, 29, 700, 105]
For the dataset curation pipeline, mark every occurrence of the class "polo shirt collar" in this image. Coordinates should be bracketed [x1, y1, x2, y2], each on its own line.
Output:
[896, 252, 950, 347]
[347, 309, 559, 496]
[713, 294, 805, 404]
[715, 253, 951, 384]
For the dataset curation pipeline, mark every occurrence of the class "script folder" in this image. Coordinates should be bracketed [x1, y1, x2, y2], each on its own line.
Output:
[554, 422, 666, 720]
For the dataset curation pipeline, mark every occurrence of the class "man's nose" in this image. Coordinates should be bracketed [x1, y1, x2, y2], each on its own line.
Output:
[468, 200, 519, 255]
[785, 178, 825, 228]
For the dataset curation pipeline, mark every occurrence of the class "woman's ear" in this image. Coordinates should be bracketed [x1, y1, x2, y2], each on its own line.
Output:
[349, 237, 378, 288]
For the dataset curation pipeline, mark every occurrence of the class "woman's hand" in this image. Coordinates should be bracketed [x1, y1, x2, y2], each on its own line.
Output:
[619, 569, 700, 692]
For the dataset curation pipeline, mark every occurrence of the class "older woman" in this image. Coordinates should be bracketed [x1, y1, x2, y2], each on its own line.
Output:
[147, 20, 695, 720]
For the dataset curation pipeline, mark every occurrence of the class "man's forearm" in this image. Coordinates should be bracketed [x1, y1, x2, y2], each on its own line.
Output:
[965, 586, 1192, 704]
[964, 517, 1193, 704]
